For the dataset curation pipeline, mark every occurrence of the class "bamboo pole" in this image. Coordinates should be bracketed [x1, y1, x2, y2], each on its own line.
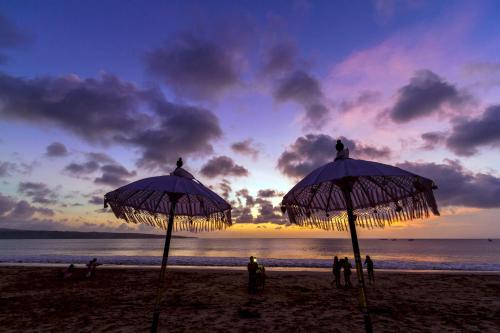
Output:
[343, 188, 373, 333]
[151, 198, 177, 333]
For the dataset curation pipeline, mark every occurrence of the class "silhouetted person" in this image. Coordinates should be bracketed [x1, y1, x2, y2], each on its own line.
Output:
[58, 264, 74, 280]
[85, 258, 101, 278]
[332, 256, 342, 288]
[247, 256, 258, 293]
[365, 255, 374, 284]
[343, 257, 352, 288]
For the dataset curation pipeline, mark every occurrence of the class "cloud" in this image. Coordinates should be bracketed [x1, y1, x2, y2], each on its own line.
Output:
[8, 200, 55, 219]
[273, 70, 330, 129]
[0, 72, 224, 171]
[257, 189, 284, 198]
[232, 188, 287, 224]
[0, 14, 33, 63]
[446, 105, 500, 156]
[0, 160, 17, 177]
[18, 181, 58, 205]
[0, 193, 16, 215]
[94, 164, 136, 187]
[45, 142, 69, 157]
[235, 188, 255, 207]
[397, 160, 500, 209]
[145, 34, 240, 100]
[338, 90, 381, 113]
[88, 196, 102, 205]
[218, 179, 232, 200]
[231, 139, 259, 159]
[200, 156, 248, 178]
[64, 161, 100, 177]
[274, 70, 322, 105]
[277, 134, 391, 178]
[0, 193, 55, 221]
[261, 41, 297, 75]
[124, 98, 223, 170]
[420, 131, 447, 150]
[0, 72, 143, 143]
[388, 70, 471, 123]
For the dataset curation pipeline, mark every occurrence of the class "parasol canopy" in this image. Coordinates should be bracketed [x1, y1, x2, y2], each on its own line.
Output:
[105, 160, 232, 232]
[281, 151, 439, 231]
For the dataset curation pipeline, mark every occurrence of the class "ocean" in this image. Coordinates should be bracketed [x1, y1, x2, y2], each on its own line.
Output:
[0, 238, 499, 271]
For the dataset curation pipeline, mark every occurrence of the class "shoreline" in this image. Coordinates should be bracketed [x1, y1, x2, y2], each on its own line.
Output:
[1, 262, 500, 274]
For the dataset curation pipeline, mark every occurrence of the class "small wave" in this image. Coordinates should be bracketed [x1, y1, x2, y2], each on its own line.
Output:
[1, 255, 499, 272]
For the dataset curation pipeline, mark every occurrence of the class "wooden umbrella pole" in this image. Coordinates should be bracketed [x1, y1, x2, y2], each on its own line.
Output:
[151, 198, 177, 333]
[343, 188, 373, 333]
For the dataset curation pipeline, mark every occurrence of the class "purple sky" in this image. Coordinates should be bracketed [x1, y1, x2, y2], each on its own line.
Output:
[0, 0, 499, 238]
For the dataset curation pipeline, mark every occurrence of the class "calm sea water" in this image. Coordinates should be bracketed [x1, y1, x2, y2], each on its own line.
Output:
[0, 238, 499, 271]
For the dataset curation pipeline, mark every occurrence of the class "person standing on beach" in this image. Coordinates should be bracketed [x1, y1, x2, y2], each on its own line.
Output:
[332, 256, 342, 288]
[365, 255, 375, 284]
[343, 257, 352, 288]
[247, 256, 258, 293]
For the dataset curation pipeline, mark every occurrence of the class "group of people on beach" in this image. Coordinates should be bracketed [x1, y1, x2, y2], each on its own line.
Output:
[247, 256, 266, 293]
[332, 255, 374, 288]
[58, 258, 101, 280]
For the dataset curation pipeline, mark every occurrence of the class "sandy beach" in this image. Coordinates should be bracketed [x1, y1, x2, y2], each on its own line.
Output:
[0, 266, 499, 332]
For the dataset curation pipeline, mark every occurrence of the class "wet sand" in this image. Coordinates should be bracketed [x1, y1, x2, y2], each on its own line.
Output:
[0, 266, 499, 332]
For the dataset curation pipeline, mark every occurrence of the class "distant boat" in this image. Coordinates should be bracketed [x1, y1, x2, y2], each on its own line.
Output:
[488, 239, 493, 242]
[408, 239, 414, 241]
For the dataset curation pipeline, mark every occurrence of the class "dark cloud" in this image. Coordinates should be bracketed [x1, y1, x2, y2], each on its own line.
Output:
[46, 142, 68, 157]
[0, 72, 143, 143]
[0, 193, 16, 215]
[124, 99, 222, 170]
[0, 14, 33, 63]
[8, 200, 55, 219]
[261, 41, 297, 75]
[277, 134, 391, 178]
[218, 179, 232, 200]
[389, 70, 470, 123]
[446, 105, 500, 156]
[0, 14, 32, 48]
[338, 90, 381, 113]
[200, 156, 248, 178]
[231, 139, 259, 159]
[235, 189, 255, 207]
[0, 194, 54, 221]
[254, 197, 287, 224]
[0, 72, 223, 171]
[94, 164, 136, 187]
[88, 196, 103, 205]
[257, 189, 284, 198]
[397, 160, 500, 209]
[274, 70, 322, 105]
[0, 160, 16, 177]
[64, 161, 99, 177]
[84, 152, 114, 164]
[304, 103, 329, 129]
[232, 188, 287, 224]
[145, 34, 240, 100]
[273, 70, 330, 129]
[18, 181, 58, 205]
[421, 131, 447, 150]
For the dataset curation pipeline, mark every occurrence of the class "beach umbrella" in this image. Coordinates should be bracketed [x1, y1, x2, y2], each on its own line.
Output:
[104, 158, 232, 333]
[280, 140, 439, 333]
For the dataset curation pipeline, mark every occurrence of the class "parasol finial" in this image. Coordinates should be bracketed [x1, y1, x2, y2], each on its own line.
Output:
[336, 139, 344, 152]
[176, 157, 183, 168]
[335, 139, 349, 160]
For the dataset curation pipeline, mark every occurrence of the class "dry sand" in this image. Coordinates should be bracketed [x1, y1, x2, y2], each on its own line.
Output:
[0, 266, 499, 332]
